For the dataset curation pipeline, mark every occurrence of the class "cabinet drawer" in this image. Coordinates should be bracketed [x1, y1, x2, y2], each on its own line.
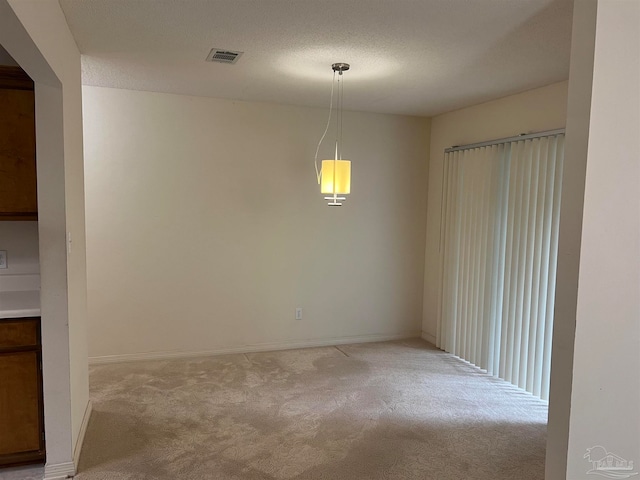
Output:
[0, 319, 39, 348]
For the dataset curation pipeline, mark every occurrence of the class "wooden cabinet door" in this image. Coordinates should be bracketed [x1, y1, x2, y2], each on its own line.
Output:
[0, 352, 43, 458]
[0, 67, 37, 220]
[0, 318, 44, 467]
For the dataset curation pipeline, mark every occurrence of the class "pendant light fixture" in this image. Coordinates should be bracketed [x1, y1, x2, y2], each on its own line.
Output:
[315, 63, 351, 206]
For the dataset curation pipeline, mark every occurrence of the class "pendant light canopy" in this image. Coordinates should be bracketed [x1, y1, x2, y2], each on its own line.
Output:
[315, 63, 351, 206]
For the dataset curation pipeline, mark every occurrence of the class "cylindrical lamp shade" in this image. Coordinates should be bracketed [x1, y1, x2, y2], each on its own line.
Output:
[321, 159, 351, 195]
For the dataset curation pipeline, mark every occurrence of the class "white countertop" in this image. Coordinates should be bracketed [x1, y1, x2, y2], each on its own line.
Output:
[0, 290, 41, 319]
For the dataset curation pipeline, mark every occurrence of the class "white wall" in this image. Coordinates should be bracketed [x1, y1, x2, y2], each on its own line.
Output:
[554, 0, 639, 478]
[545, 1, 598, 476]
[83, 86, 430, 360]
[0, 222, 39, 280]
[0, 0, 89, 475]
[422, 81, 568, 342]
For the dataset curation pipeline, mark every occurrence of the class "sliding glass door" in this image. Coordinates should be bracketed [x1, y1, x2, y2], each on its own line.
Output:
[437, 132, 564, 400]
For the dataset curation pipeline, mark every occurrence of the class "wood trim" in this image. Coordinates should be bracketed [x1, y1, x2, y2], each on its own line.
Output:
[35, 318, 45, 463]
[0, 450, 45, 468]
[0, 66, 34, 91]
[0, 345, 39, 355]
[0, 213, 38, 221]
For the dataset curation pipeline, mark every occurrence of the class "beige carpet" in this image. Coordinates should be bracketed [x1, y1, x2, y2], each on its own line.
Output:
[74, 339, 547, 480]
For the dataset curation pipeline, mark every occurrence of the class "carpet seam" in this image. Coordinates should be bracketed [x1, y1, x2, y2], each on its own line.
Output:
[334, 346, 350, 357]
[243, 353, 253, 365]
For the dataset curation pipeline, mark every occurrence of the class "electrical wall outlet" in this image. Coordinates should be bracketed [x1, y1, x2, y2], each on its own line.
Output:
[295, 308, 303, 320]
[0, 251, 7, 269]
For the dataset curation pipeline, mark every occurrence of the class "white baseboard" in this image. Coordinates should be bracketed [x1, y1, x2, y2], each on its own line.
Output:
[73, 400, 92, 470]
[421, 330, 436, 345]
[89, 331, 422, 365]
[43, 461, 74, 480]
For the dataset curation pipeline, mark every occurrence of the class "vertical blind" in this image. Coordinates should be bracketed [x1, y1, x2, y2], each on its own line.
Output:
[437, 132, 564, 400]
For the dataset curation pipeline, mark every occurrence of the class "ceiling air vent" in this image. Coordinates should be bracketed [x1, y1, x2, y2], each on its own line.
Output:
[206, 49, 243, 64]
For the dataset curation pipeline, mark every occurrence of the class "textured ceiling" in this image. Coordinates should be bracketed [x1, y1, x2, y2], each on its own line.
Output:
[58, 0, 573, 117]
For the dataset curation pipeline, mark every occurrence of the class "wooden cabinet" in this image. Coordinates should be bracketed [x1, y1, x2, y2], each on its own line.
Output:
[0, 317, 45, 467]
[0, 66, 37, 221]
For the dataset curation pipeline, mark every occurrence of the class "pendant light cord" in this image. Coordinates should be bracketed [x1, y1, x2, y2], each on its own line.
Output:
[336, 73, 341, 160]
[339, 72, 344, 160]
[314, 71, 336, 184]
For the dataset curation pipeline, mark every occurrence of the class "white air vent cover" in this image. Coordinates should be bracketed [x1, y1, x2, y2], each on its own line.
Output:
[206, 49, 243, 64]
